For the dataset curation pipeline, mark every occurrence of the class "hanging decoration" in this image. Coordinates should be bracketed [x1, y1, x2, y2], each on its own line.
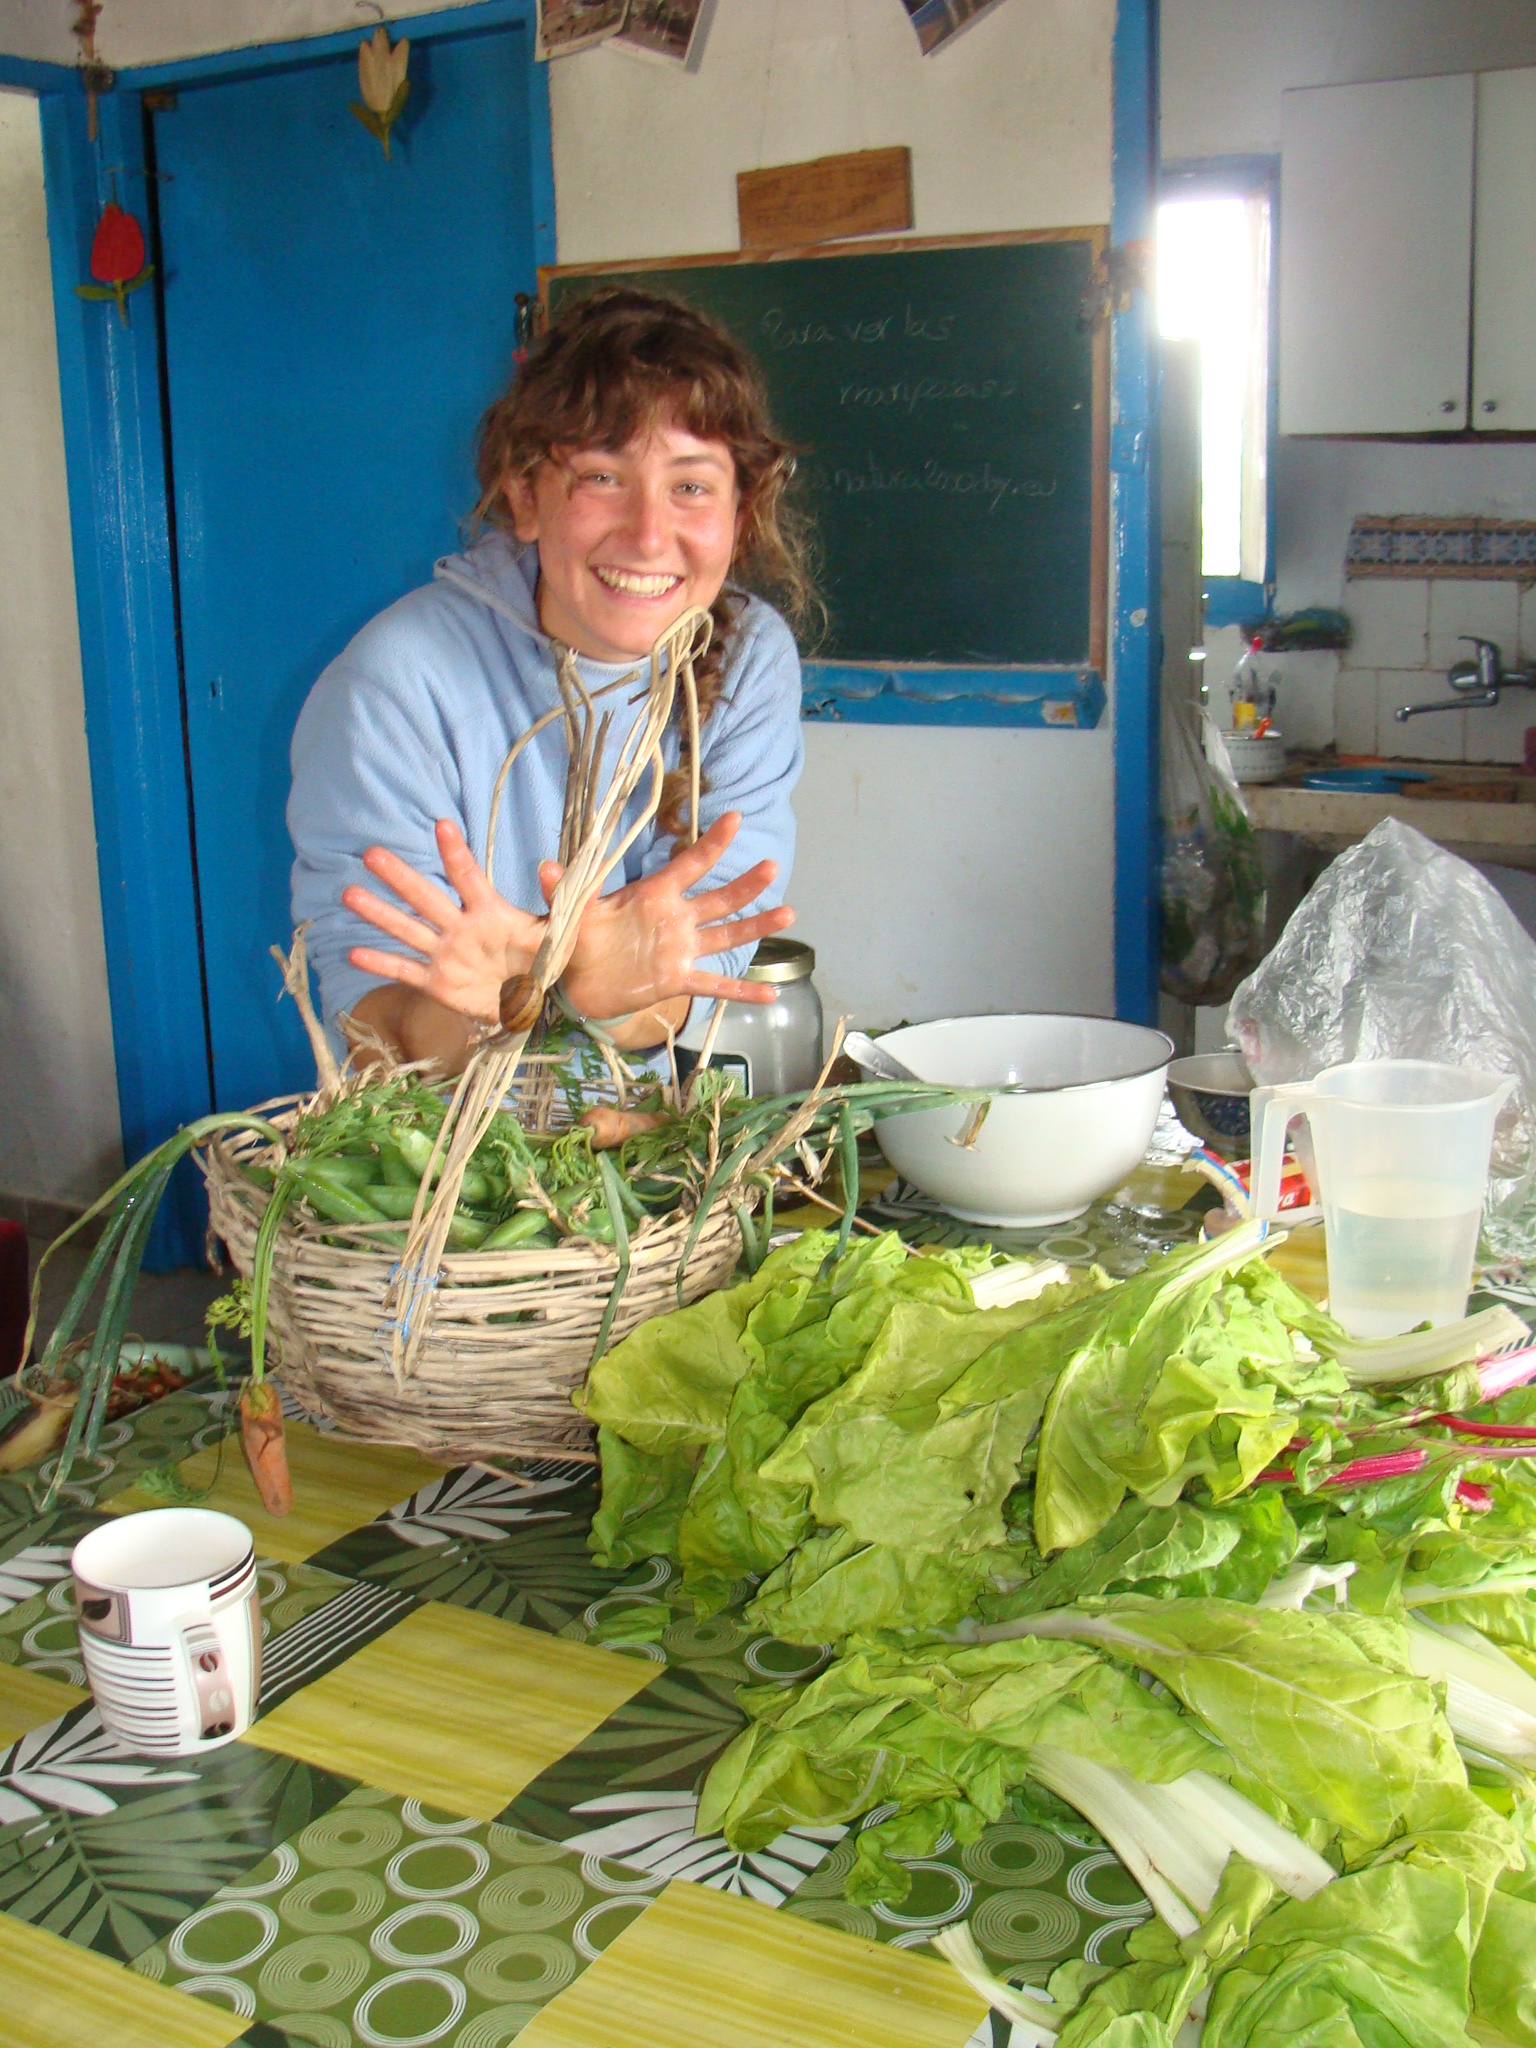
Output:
[74, 196, 153, 326]
[350, 24, 411, 160]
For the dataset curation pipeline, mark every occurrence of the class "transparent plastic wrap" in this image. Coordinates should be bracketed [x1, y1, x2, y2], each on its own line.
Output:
[1226, 817, 1536, 1221]
[1160, 697, 1266, 1007]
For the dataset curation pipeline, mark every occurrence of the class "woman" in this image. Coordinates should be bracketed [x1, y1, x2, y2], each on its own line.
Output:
[288, 287, 811, 1070]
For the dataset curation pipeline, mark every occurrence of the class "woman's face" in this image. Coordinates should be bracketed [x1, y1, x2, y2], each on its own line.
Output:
[506, 417, 742, 663]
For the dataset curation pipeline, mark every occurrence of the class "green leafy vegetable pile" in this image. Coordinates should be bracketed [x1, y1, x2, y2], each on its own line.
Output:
[579, 1223, 1536, 2048]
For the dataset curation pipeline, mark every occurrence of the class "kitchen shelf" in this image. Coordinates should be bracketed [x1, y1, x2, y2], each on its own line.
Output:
[1244, 772, 1536, 866]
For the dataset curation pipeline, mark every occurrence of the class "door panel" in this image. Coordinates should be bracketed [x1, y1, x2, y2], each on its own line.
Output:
[1280, 74, 1474, 435]
[1474, 66, 1536, 432]
[153, 22, 533, 1111]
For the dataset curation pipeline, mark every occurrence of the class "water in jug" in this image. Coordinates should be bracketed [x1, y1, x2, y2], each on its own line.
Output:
[1251, 1059, 1515, 1337]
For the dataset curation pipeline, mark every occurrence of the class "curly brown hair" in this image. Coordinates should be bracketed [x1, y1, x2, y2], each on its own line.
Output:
[474, 286, 816, 838]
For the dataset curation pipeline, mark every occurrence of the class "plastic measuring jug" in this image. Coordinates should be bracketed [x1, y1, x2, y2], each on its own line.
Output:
[1251, 1059, 1515, 1337]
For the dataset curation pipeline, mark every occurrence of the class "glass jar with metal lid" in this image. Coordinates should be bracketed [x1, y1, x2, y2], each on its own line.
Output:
[706, 937, 823, 1097]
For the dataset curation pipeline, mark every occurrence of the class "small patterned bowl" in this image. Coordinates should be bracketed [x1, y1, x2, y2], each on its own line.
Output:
[1167, 1051, 1254, 1159]
[1223, 731, 1287, 783]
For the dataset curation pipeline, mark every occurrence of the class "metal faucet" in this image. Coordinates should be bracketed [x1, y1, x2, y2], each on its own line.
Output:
[1396, 636, 1536, 721]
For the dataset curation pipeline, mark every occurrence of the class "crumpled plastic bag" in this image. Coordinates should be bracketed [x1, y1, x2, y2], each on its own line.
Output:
[1226, 817, 1536, 1217]
[1160, 698, 1266, 1007]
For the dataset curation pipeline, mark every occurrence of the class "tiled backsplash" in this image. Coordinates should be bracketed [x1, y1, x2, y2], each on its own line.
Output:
[1337, 577, 1536, 764]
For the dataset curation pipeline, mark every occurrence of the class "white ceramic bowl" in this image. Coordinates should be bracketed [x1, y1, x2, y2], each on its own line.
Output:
[864, 1014, 1174, 1226]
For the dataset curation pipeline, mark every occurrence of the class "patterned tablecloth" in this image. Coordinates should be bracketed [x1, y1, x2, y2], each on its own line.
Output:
[2, 1165, 1526, 2048]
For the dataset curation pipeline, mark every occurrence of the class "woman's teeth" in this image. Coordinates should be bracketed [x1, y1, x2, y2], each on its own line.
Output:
[593, 568, 681, 597]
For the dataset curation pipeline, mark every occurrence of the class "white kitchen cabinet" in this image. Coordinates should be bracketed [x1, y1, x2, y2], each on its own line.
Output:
[1280, 75, 1475, 435]
[1474, 67, 1536, 432]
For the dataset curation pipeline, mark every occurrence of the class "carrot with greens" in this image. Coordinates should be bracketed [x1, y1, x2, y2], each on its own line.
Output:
[238, 1379, 292, 1517]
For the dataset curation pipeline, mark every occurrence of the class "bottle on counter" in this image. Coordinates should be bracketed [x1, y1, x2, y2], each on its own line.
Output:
[702, 937, 823, 1098]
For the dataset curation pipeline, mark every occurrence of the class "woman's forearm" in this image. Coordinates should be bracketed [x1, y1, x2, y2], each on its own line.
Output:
[349, 984, 476, 1074]
[351, 981, 691, 1068]
[605, 996, 691, 1052]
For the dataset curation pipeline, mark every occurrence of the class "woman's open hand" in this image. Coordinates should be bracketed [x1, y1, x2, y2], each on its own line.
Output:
[547, 811, 793, 1024]
[343, 820, 544, 1024]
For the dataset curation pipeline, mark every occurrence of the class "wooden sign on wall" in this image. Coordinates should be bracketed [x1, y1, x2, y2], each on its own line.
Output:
[736, 146, 913, 250]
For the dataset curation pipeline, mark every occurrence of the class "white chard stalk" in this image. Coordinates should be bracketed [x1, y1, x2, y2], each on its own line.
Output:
[929, 1923, 1060, 2044]
[1407, 1618, 1536, 1766]
[1027, 1748, 1334, 1938]
[1331, 1305, 1530, 1386]
[1158, 1770, 1335, 1900]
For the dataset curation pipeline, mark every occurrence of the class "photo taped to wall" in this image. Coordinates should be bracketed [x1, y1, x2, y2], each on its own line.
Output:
[615, 0, 711, 66]
[537, 0, 628, 61]
[901, 0, 1009, 58]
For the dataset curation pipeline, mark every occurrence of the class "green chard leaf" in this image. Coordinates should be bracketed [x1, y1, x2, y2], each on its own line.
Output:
[589, 1425, 695, 1570]
[1032, 1228, 1296, 1555]
[674, 1234, 970, 1604]
[1201, 1862, 1477, 2048]
[578, 1230, 834, 1454]
[1051, 1598, 1466, 1859]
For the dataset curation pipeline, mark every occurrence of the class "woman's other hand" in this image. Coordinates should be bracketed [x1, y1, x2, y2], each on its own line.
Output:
[548, 810, 793, 1042]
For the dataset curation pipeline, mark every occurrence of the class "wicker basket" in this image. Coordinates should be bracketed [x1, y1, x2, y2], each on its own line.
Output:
[200, 1107, 749, 1464]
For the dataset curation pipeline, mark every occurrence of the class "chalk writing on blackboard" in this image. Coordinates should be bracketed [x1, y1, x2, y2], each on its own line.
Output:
[838, 376, 1018, 411]
[815, 456, 1058, 513]
[758, 304, 957, 349]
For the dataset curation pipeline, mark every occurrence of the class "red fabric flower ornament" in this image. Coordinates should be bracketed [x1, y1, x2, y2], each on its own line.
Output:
[75, 201, 154, 325]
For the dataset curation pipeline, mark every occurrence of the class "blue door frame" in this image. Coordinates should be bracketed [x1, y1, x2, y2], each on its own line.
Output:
[3, 1, 1155, 1263]
[1111, 0, 1162, 1030]
[1, 4, 553, 1263]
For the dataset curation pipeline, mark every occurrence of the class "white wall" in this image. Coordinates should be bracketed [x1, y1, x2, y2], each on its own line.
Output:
[0, 90, 122, 1205]
[553, 0, 1117, 1028]
[1162, 0, 1536, 162]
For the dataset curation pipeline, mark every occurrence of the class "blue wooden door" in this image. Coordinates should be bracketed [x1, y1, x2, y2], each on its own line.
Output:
[152, 19, 534, 1115]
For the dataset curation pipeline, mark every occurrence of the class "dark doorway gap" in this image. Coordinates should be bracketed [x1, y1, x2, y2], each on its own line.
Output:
[141, 96, 218, 1116]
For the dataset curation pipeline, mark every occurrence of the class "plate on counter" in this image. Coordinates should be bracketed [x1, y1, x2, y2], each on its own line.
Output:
[1303, 767, 1431, 793]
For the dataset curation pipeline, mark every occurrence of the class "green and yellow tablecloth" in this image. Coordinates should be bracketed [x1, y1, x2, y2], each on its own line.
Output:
[6, 1165, 1520, 2048]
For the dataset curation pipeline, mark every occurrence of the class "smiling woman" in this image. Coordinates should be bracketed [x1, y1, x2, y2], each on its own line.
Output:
[287, 289, 816, 1073]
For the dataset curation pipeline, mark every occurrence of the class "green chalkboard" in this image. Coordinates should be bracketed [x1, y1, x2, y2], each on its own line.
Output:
[544, 232, 1106, 669]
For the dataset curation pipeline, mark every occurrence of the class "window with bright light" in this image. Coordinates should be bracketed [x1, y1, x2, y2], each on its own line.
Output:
[1157, 190, 1271, 585]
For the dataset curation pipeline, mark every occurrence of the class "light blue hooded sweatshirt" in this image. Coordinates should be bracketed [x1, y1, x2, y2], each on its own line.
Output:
[288, 532, 803, 1041]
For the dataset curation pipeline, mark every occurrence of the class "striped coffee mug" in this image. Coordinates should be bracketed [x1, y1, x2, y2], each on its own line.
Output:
[71, 1509, 260, 1755]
